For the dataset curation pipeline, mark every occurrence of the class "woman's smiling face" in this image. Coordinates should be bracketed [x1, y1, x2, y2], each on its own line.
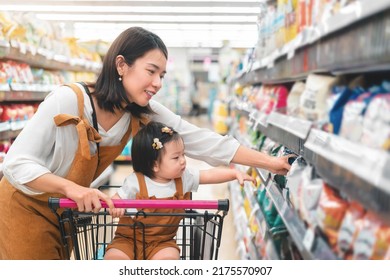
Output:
[120, 49, 167, 107]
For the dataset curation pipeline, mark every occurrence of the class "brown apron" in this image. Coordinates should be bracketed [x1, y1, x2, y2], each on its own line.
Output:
[0, 83, 140, 259]
[106, 172, 191, 260]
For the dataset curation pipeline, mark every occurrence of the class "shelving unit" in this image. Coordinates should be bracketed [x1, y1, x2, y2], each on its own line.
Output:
[0, 40, 101, 74]
[304, 129, 390, 222]
[230, 179, 281, 260]
[0, 36, 103, 179]
[228, 1, 390, 260]
[233, 0, 390, 86]
[265, 178, 336, 259]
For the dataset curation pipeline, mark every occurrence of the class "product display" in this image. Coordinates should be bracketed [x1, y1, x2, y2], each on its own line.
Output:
[226, 0, 390, 260]
[0, 0, 389, 262]
[0, 11, 104, 180]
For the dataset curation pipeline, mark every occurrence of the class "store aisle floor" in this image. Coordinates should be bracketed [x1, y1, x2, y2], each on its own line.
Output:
[109, 115, 240, 260]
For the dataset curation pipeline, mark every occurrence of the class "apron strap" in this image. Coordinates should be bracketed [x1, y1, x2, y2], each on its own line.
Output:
[78, 82, 100, 155]
[66, 83, 85, 118]
[135, 172, 149, 198]
[130, 116, 140, 139]
[128, 114, 150, 140]
[135, 172, 185, 199]
[174, 177, 184, 197]
[53, 84, 102, 160]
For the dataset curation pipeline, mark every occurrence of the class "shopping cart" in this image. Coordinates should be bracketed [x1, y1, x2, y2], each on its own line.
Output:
[48, 195, 229, 260]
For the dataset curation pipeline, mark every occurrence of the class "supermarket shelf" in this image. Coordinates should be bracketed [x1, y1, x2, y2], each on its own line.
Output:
[0, 83, 54, 102]
[254, 166, 270, 185]
[304, 129, 390, 224]
[229, 182, 250, 260]
[245, 195, 264, 261]
[244, 108, 390, 224]
[0, 121, 26, 141]
[265, 180, 337, 260]
[266, 112, 313, 156]
[232, 126, 258, 151]
[241, 181, 281, 260]
[249, 111, 311, 157]
[0, 129, 23, 141]
[316, 0, 390, 41]
[247, 110, 390, 223]
[234, 1, 390, 86]
[0, 40, 101, 73]
[234, 100, 252, 116]
[233, 106, 269, 136]
[229, 0, 390, 261]
[252, 207, 280, 260]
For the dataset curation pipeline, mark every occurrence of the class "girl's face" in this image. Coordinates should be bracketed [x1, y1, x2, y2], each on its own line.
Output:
[153, 138, 186, 183]
[120, 49, 167, 107]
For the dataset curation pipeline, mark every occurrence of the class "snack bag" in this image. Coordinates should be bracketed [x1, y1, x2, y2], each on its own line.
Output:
[298, 166, 322, 226]
[339, 91, 372, 142]
[315, 183, 349, 248]
[353, 212, 390, 260]
[337, 201, 366, 259]
[299, 74, 340, 122]
[286, 157, 307, 209]
[360, 93, 390, 150]
[287, 81, 305, 116]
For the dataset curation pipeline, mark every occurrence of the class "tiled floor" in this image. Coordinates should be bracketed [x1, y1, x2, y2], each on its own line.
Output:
[109, 115, 240, 260]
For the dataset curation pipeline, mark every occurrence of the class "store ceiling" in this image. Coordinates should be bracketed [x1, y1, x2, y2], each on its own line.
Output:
[1, 0, 263, 49]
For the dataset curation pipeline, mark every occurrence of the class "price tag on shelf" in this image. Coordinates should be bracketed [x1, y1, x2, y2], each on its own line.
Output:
[287, 48, 295, 60]
[10, 120, 27, 131]
[10, 39, 19, 48]
[0, 83, 10, 92]
[0, 122, 11, 132]
[28, 45, 37, 56]
[19, 42, 27, 54]
[303, 227, 315, 251]
[248, 109, 257, 121]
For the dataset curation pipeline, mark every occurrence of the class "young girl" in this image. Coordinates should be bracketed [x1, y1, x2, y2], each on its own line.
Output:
[104, 121, 255, 260]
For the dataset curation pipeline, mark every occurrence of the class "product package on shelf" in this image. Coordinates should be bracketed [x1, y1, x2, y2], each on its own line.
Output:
[299, 73, 343, 127]
[336, 201, 366, 259]
[229, 0, 390, 260]
[315, 184, 349, 250]
[338, 80, 390, 150]
[352, 212, 390, 260]
[360, 92, 390, 150]
[286, 81, 306, 116]
[285, 157, 307, 209]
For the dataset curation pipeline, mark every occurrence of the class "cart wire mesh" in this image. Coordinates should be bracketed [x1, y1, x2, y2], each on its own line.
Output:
[49, 198, 229, 260]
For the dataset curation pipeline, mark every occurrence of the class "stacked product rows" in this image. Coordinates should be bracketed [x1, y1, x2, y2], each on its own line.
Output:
[228, 0, 390, 260]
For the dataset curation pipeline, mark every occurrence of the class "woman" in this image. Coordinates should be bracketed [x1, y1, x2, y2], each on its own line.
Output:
[0, 26, 290, 260]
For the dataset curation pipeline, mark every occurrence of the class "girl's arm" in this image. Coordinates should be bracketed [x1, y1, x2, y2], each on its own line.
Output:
[150, 100, 291, 174]
[199, 167, 256, 186]
[231, 146, 291, 175]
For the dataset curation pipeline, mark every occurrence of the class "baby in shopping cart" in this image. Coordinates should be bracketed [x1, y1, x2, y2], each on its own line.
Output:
[104, 121, 255, 260]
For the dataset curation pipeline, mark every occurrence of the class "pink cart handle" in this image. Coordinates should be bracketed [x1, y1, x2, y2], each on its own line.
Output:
[49, 198, 229, 211]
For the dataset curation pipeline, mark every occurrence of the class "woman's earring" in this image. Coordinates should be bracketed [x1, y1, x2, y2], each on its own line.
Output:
[118, 76, 122, 81]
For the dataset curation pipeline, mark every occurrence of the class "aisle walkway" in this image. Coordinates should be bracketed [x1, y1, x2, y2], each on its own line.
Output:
[109, 115, 240, 260]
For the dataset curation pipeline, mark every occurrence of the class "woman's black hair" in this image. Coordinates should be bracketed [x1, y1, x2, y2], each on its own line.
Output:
[131, 121, 181, 178]
[92, 27, 168, 118]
